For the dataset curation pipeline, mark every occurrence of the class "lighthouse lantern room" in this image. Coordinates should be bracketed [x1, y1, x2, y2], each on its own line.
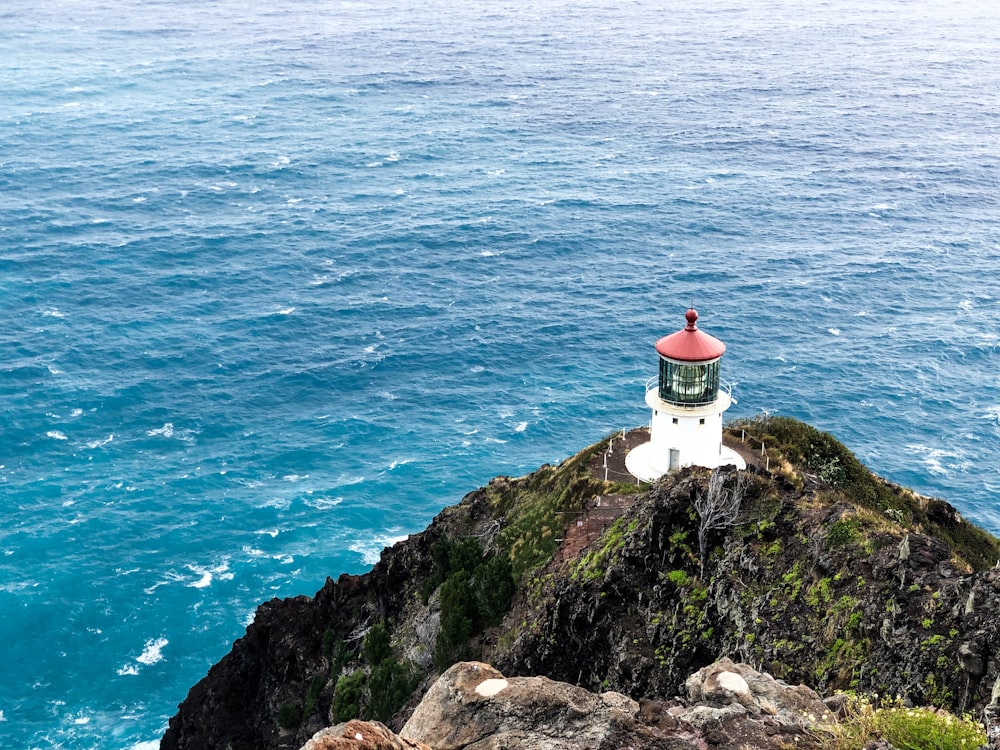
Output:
[625, 309, 746, 481]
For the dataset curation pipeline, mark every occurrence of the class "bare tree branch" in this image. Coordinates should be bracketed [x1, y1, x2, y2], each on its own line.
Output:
[694, 468, 748, 571]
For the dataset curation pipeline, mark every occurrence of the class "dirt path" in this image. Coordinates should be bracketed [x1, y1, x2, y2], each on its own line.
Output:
[550, 426, 767, 567]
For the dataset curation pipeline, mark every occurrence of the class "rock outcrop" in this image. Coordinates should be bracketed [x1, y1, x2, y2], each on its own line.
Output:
[683, 657, 830, 728]
[399, 661, 698, 750]
[300, 721, 430, 750]
[299, 659, 838, 750]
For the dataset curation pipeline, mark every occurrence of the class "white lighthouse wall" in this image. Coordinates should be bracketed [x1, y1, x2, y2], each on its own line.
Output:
[649, 408, 724, 469]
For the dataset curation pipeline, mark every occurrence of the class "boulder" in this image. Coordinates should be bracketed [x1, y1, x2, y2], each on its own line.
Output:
[301, 720, 431, 750]
[400, 661, 702, 750]
[684, 657, 831, 728]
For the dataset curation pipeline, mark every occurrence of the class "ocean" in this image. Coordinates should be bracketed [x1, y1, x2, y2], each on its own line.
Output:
[1, 0, 998, 746]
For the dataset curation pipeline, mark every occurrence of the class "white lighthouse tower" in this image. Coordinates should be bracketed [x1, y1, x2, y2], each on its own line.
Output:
[625, 309, 746, 481]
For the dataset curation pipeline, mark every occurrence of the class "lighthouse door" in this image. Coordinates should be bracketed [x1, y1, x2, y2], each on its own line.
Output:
[669, 449, 680, 471]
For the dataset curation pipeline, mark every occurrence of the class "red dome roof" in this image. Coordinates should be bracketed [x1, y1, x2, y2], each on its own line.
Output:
[655, 309, 726, 362]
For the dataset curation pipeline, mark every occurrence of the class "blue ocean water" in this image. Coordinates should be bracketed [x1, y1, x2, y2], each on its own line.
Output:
[1, 0, 999, 746]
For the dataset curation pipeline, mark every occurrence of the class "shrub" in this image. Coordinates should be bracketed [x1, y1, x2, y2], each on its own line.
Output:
[666, 569, 691, 587]
[473, 555, 515, 626]
[446, 537, 484, 574]
[331, 670, 366, 723]
[362, 622, 392, 666]
[423, 536, 486, 603]
[276, 701, 301, 729]
[302, 673, 325, 720]
[822, 695, 986, 750]
[827, 518, 860, 547]
[423, 534, 518, 671]
[434, 570, 477, 670]
[365, 658, 419, 722]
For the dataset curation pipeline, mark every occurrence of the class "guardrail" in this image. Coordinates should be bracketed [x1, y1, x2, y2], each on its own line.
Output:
[731, 428, 770, 472]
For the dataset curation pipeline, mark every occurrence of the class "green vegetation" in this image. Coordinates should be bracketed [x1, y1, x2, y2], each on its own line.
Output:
[806, 577, 834, 608]
[362, 622, 391, 666]
[665, 569, 691, 587]
[435, 570, 477, 669]
[571, 515, 639, 582]
[821, 695, 986, 750]
[276, 702, 300, 729]
[489, 437, 630, 580]
[475, 555, 517, 625]
[365, 657, 419, 722]
[826, 518, 861, 547]
[319, 620, 424, 725]
[424, 536, 516, 671]
[302, 673, 325, 720]
[730, 416, 1000, 570]
[331, 670, 365, 723]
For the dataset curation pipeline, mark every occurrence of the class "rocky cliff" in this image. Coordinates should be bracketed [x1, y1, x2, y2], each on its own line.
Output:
[161, 417, 1000, 750]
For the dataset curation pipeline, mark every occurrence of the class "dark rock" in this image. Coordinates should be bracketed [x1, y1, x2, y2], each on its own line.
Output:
[959, 642, 986, 676]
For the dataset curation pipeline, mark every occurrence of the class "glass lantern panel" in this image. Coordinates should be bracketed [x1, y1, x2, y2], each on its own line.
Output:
[658, 359, 719, 405]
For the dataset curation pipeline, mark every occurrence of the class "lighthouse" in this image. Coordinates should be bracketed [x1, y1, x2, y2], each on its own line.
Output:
[625, 309, 746, 481]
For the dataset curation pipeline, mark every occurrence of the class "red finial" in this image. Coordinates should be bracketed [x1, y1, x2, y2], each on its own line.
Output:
[685, 308, 698, 330]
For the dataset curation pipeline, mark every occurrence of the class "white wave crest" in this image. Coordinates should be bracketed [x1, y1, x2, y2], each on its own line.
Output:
[303, 496, 342, 510]
[136, 637, 168, 665]
[334, 474, 365, 487]
[147, 423, 174, 438]
[905, 444, 971, 477]
[186, 561, 232, 589]
[350, 534, 409, 566]
[190, 571, 213, 589]
[118, 637, 168, 672]
[86, 434, 114, 449]
[47, 430, 68, 441]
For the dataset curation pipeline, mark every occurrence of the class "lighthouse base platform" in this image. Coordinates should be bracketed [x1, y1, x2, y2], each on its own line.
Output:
[625, 441, 747, 483]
